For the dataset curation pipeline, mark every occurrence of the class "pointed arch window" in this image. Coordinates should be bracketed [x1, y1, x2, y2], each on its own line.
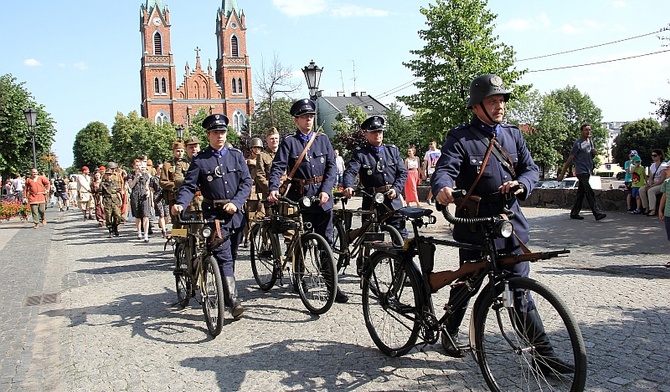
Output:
[161, 78, 167, 94]
[232, 110, 245, 133]
[154, 78, 160, 94]
[231, 36, 239, 57]
[153, 32, 163, 55]
[155, 111, 170, 125]
[232, 78, 237, 94]
[237, 78, 243, 94]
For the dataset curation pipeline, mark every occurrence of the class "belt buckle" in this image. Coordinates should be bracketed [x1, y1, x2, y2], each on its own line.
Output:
[213, 200, 226, 208]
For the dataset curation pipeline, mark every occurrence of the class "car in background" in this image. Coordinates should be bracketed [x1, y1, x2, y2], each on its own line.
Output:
[539, 180, 561, 189]
[616, 171, 626, 180]
[560, 176, 602, 190]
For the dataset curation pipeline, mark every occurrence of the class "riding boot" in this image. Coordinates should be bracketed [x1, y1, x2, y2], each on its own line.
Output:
[113, 223, 120, 237]
[223, 276, 244, 318]
[108, 226, 113, 238]
[522, 309, 575, 374]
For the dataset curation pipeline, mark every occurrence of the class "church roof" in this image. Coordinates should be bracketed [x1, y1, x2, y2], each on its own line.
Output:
[222, 0, 240, 17]
[145, 0, 166, 14]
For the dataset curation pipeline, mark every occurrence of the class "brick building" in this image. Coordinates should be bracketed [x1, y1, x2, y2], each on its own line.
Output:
[139, 0, 253, 133]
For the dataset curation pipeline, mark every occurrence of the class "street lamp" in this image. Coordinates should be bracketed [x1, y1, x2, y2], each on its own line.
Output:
[175, 125, 184, 141]
[24, 108, 38, 169]
[302, 60, 323, 101]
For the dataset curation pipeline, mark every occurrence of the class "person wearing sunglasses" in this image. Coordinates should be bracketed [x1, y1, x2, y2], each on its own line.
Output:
[640, 149, 667, 216]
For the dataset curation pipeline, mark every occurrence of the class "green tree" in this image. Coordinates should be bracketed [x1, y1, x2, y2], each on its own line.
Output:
[251, 97, 295, 137]
[612, 118, 666, 165]
[72, 121, 111, 169]
[0, 74, 56, 177]
[398, 0, 527, 142]
[545, 86, 605, 163]
[332, 104, 368, 154]
[383, 103, 418, 155]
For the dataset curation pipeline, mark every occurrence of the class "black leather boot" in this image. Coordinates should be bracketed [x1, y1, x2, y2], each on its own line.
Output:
[223, 276, 244, 318]
[522, 310, 575, 375]
[113, 224, 119, 237]
[108, 227, 113, 238]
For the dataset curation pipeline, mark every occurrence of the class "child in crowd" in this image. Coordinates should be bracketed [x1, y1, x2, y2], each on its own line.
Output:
[658, 162, 670, 267]
[629, 155, 645, 214]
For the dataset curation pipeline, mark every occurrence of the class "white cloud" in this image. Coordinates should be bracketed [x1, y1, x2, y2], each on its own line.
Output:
[73, 61, 88, 71]
[558, 24, 580, 35]
[612, 1, 626, 9]
[499, 12, 550, 32]
[271, 0, 328, 17]
[24, 58, 41, 66]
[330, 5, 389, 18]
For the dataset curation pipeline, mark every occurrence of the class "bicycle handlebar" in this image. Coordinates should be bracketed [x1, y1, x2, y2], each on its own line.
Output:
[177, 213, 215, 225]
[437, 189, 516, 225]
[277, 195, 320, 208]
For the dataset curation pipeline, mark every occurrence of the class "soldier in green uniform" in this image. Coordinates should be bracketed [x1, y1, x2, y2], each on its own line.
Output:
[101, 165, 123, 237]
[160, 141, 190, 227]
[184, 136, 203, 214]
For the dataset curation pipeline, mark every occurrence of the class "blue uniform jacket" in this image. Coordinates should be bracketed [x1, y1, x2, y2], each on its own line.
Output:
[269, 130, 337, 212]
[343, 142, 408, 210]
[176, 146, 252, 228]
[430, 116, 539, 249]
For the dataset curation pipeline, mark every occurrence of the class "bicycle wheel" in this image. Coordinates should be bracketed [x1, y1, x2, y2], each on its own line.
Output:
[202, 256, 225, 337]
[362, 252, 421, 357]
[295, 233, 336, 315]
[380, 224, 403, 246]
[250, 223, 279, 290]
[173, 241, 191, 308]
[332, 220, 348, 271]
[473, 277, 587, 392]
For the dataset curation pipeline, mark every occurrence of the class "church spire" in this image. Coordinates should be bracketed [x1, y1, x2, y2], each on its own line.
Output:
[145, 0, 166, 15]
[222, 0, 240, 17]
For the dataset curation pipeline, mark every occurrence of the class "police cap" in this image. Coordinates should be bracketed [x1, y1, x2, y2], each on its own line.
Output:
[185, 135, 200, 146]
[290, 99, 316, 117]
[171, 141, 185, 150]
[466, 74, 512, 109]
[360, 116, 385, 132]
[202, 114, 229, 132]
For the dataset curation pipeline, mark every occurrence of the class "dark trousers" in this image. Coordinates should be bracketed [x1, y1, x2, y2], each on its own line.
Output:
[446, 247, 530, 334]
[212, 224, 245, 277]
[302, 210, 333, 246]
[570, 173, 601, 216]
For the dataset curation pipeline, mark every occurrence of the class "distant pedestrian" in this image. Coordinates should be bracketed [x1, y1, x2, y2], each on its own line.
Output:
[629, 155, 645, 214]
[101, 166, 123, 237]
[423, 140, 441, 205]
[557, 123, 606, 221]
[53, 174, 69, 211]
[657, 162, 670, 267]
[128, 159, 152, 242]
[11, 174, 25, 201]
[623, 150, 638, 211]
[76, 166, 94, 220]
[334, 149, 345, 187]
[24, 168, 50, 229]
[404, 145, 421, 207]
[640, 149, 666, 216]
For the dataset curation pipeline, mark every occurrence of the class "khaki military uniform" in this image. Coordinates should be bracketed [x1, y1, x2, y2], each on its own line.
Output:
[161, 157, 190, 225]
[100, 178, 122, 231]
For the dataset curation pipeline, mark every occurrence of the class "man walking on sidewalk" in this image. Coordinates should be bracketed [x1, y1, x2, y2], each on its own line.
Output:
[24, 168, 50, 229]
[557, 122, 606, 221]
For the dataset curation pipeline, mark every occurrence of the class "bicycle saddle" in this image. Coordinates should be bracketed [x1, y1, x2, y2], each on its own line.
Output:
[398, 207, 433, 219]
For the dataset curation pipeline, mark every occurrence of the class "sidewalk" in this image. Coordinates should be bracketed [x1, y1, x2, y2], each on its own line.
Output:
[1, 203, 668, 391]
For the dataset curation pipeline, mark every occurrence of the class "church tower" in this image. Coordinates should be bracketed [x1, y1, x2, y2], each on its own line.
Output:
[215, 0, 254, 133]
[139, 0, 254, 133]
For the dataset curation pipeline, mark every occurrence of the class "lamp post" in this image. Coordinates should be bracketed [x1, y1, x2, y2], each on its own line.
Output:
[302, 60, 323, 131]
[175, 125, 184, 141]
[24, 108, 38, 169]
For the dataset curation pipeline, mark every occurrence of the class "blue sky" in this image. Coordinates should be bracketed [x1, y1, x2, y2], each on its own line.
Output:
[1, 0, 669, 168]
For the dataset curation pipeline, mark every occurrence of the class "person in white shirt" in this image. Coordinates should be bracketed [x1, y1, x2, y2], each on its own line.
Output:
[640, 149, 667, 216]
[76, 166, 94, 220]
[422, 140, 441, 205]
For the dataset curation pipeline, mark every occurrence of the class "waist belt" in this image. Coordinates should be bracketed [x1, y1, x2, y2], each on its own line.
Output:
[292, 176, 323, 186]
[366, 184, 392, 193]
[203, 198, 231, 209]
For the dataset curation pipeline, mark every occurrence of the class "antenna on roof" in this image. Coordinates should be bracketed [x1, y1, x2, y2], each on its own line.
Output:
[351, 60, 357, 92]
[338, 70, 345, 93]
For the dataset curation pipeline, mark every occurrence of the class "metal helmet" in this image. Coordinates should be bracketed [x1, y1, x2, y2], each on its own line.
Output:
[106, 161, 118, 170]
[466, 74, 512, 109]
[250, 137, 263, 149]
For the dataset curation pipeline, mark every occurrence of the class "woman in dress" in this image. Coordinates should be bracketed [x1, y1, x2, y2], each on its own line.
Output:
[91, 169, 105, 227]
[404, 146, 422, 207]
[127, 159, 152, 242]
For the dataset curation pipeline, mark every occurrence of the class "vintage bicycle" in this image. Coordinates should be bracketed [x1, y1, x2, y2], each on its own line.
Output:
[361, 195, 587, 391]
[249, 196, 337, 314]
[172, 213, 226, 337]
[331, 189, 403, 275]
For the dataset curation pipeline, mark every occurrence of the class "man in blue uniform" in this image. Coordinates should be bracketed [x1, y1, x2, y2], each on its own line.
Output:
[431, 74, 572, 373]
[342, 115, 408, 239]
[267, 98, 348, 303]
[172, 113, 252, 318]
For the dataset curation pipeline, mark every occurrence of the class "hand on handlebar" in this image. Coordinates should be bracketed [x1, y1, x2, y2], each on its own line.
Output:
[268, 190, 280, 203]
[386, 188, 397, 199]
[317, 192, 329, 206]
[435, 186, 456, 206]
[171, 204, 183, 216]
[499, 180, 523, 195]
[343, 187, 355, 198]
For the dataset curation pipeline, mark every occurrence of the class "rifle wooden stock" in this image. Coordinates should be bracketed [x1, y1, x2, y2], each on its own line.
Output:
[499, 252, 548, 265]
[427, 261, 487, 293]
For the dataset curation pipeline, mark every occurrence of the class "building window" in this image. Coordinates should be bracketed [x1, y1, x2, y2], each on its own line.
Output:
[237, 78, 243, 94]
[232, 78, 237, 94]
[155, 111, 170, 125]
[231, 36, 239, 57]
[232, 110, 245, 133]
[153, 32, 163, 55]
[154, 78, 160, 94]
[161, 78, 167, 94]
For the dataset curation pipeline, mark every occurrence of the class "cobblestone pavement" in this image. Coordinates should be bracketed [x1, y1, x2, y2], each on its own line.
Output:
[1, 201, 669, 391]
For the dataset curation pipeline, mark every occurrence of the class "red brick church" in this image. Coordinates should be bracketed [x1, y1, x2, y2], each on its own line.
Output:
[139, 0, 254, 133]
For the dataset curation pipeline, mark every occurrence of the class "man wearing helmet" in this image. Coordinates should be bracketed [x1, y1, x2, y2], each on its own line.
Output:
[431, 75, 571, 373]
[242, 137, 264, 247]
[160, 141, 190, 228]
[172, 114, 252, 319]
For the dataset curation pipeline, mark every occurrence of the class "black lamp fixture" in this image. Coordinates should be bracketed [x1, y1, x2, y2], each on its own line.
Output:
[24, 107, 38, 169]
[302, 60, 323, 101]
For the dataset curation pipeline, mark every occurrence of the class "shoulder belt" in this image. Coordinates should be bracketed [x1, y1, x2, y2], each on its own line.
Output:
[470, 128, 516, 177]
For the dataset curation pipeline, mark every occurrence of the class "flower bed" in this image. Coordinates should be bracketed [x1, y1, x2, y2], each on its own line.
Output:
[0, 200, 29, 221]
